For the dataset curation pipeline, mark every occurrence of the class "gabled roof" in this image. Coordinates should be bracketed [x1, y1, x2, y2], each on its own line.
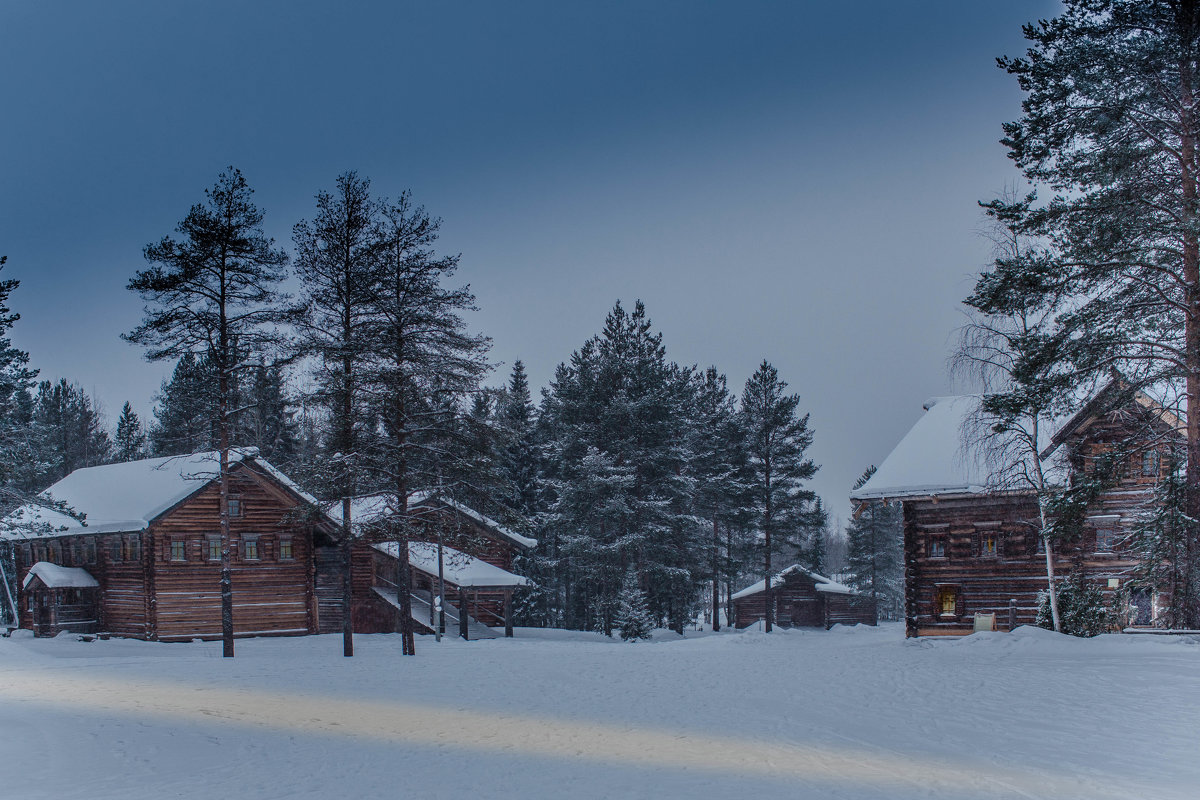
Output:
[342, 491, 537, 550]
[731, 564, 855, 600]
[852, 379, 1185, 503]
[22, 562, 99, 589]
[372, 541, 531, 588]
[850, 396, 1006, 501]
[1, 449, 328, 541]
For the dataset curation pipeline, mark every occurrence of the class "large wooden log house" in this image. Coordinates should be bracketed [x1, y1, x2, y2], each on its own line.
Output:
[731, 565, 877, 629]
[851, 382, 1181, 637]
[1, 449, 340, 639]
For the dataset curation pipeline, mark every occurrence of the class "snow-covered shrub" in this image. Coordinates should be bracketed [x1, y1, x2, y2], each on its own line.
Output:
[1036, 571, 1117, 637]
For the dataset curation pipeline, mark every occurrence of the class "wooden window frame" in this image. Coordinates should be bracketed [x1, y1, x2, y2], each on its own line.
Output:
[110, 537, 123, 563]
[84, 538, 96, 564]
[242, 535, 260, 561]
[169, 539, 186, 562]
[928, 537, 946, 559]
[935, 585, 960, 619]
[1095, 528, 1118, 554]
[227, 496, 243, 518]
[979, 532, 998, 559]
[206, 536, 221, 562]
[127, 534, 141, 562]
[278, 537, 294, 561]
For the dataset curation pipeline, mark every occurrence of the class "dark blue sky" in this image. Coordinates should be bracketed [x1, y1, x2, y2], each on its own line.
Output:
[0, 0, 1060, 515]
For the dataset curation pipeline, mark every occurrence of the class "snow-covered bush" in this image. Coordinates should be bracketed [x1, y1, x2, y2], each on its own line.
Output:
[1036, 571, 1117, 637]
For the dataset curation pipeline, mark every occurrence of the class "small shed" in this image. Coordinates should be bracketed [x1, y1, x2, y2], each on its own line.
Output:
[732, 565, 877, 629]
[22, 562, 101, 637]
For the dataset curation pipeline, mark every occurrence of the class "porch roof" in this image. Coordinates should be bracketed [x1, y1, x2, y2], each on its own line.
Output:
[22, 562, 99, 590]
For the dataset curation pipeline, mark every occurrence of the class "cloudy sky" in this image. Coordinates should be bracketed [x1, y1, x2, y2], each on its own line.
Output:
[0, 0, 1059, 518]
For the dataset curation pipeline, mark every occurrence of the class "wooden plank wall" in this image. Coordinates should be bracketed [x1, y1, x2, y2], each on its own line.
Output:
[904, 407, 1167, 636]
[148, 468, 317, 641]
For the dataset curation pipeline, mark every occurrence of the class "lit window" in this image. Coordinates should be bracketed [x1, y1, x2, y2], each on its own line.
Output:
[1096, 529, 1118, 554]
[227, 497, 242, 518]
[278, 538, 293, 560]
[170, 540, 186, 561]
[207, 537, 222, 561]
[980, 534, 997, 558]
[929, 539, 946, 558]
[937, 586, 958, 617]
[243, 537, 259, 561]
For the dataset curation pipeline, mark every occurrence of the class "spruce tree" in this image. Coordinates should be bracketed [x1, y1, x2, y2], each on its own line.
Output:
[615, 566, 655, 641]
[542, 301, 698, 635]
[126, 167, 290, 657]
[845, 467, 904, 621]
[688, 367, 749, 631]
[149, 353, 216, 456]
[740, 360, 819, 633]
[999, 0, 1200, 626]
[31, 379, 112, 484]
[114, 401, 147, 462]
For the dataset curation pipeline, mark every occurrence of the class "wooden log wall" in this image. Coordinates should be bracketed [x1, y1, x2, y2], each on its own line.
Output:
[148, 467, 318, 641]
[733, 573, 877, 630]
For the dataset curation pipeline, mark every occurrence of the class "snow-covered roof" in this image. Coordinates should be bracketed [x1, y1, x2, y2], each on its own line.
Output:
[850, 396, 1000, 502]
[22, 562, 99, 590]
[853, 381, 1187, 503]
[731, 565, 855, 600]
[1, 449, 326, 540]
[342, 491, 537, 550]
[372, 541, 531, 588]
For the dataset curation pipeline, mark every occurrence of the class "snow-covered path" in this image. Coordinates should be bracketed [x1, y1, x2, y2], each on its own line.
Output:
[0, 624, 1196, 799]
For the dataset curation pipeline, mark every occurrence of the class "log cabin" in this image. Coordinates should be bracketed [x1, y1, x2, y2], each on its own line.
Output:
[731, 565, 877, 629]
[1, 449, 340, 639]
[328, 491, 537, 638]
[850, 382, 1182, 637]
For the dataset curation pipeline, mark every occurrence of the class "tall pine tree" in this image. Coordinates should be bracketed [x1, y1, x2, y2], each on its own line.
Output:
[740, 360, 819, 633]
[126, 167, 290, 657]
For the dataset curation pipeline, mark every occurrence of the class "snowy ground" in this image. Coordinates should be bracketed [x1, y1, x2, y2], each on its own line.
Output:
[1, 623, 1196, 800]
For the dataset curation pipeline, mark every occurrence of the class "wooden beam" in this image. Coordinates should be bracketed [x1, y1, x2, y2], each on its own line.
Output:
[504, 590, 513, 638]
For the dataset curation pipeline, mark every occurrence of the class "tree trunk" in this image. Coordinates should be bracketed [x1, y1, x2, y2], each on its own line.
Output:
[219, 373, 234, 658]
[1181, 35, 1200, 628]
[341, 497, 354, 657]
[711, 515, 720, 631]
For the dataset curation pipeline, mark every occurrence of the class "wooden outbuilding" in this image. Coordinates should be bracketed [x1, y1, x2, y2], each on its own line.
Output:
[2, 449, 339, 640]
[21, 562, 101, 637]
[851, 381, 1180, 637]
[731, 565, 877, 629]
[334, 491, 537, 639]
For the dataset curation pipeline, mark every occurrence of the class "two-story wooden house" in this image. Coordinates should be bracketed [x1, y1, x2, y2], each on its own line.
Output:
[1, 449, 339, 639]
[850, 383, 1181, 637]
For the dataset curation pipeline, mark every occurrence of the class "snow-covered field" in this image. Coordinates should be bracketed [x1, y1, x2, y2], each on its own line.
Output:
[1, 624, 1196, 800]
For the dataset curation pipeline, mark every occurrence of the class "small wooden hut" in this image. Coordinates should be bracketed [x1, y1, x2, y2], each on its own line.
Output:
[731, 565, 877, 629]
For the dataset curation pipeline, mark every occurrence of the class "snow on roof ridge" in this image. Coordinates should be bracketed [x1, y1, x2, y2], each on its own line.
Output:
[22, 562, 99, 589]
[0, 448, 320, 541]
[342, 490, 538, 550]
[731, 564, 858, 600]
